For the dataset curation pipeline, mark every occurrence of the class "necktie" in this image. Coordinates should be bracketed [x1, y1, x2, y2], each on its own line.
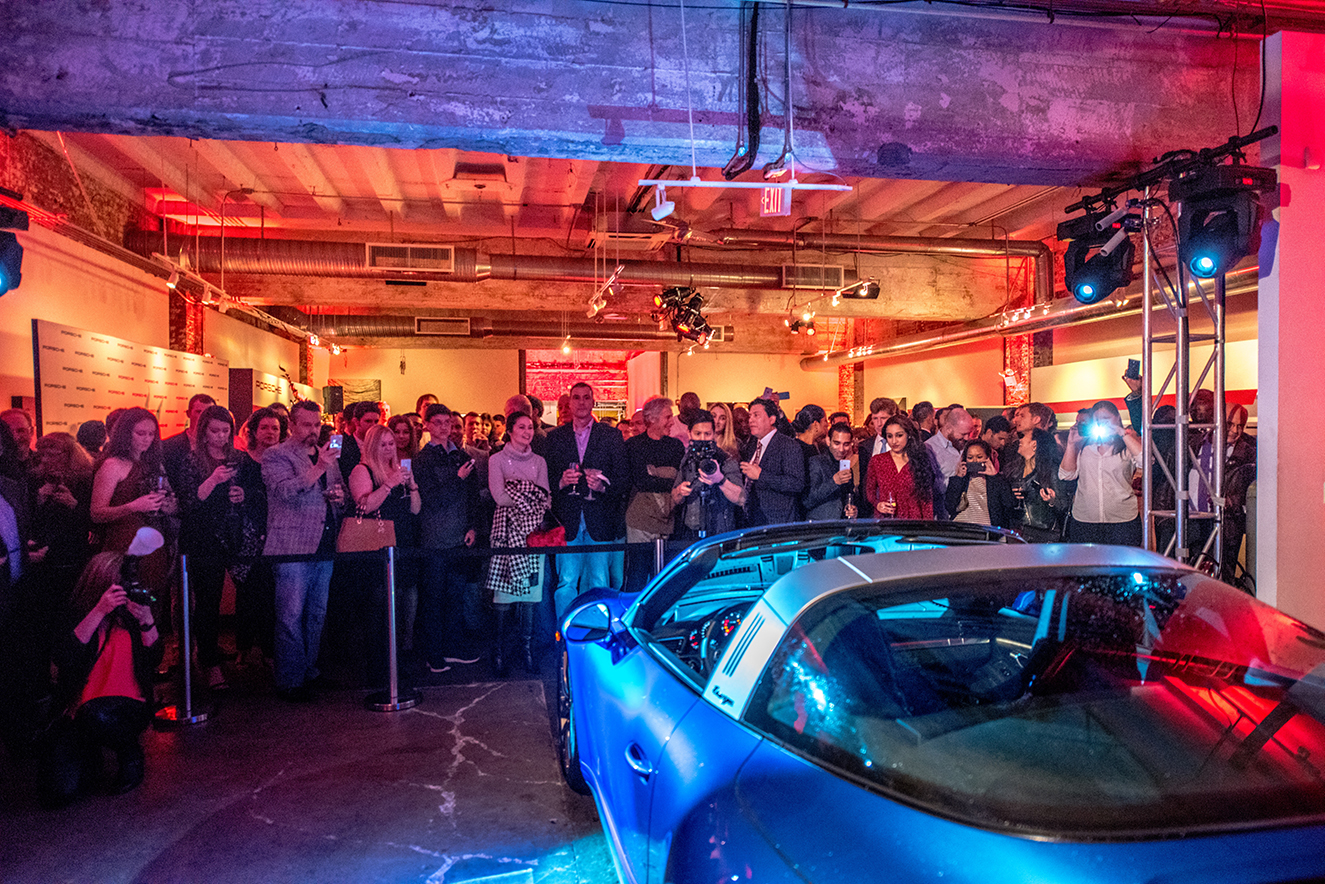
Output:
[752, 442, 764, 466]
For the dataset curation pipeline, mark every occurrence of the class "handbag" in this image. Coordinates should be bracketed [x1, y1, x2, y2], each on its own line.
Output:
[336, 508, 397, 553]
[527, 512, 566, 547]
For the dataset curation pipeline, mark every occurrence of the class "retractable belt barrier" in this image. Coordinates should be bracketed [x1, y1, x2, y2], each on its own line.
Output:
[164, 538, 687, 718]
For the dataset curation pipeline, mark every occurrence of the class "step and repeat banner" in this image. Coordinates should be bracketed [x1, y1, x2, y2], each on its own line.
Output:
[33, 319, 229, 437]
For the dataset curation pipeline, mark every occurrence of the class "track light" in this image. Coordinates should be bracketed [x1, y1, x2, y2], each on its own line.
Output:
[836, 279, 880, 300]
[1170, 163, 1276, 279]
[166, 270, 180, 291]
[1057, 211, 1136, 305]
[651, 185, 675, 222]
[562, 335, 572, 355]
[308, 334, 319, 347]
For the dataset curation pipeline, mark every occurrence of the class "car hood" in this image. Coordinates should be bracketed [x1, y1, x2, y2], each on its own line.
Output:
[733, 740, 1325, 884]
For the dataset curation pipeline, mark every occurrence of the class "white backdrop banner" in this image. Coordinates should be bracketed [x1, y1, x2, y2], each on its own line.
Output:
[33, 319, 229, 437]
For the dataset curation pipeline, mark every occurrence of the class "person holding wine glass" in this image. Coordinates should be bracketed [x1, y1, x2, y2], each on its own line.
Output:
[864, 414, 936, 520]
[90, 407, 177, 606]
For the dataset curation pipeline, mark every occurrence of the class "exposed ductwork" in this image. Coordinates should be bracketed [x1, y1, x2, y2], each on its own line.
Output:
[800, 264, 1259, 370]
[125, 229, 1052, 302]
[712, 230, 1054, 308]
[292, 310, 722, 343]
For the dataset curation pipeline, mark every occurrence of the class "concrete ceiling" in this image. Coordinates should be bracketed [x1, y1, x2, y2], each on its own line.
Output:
[5, 0, 1318, 353]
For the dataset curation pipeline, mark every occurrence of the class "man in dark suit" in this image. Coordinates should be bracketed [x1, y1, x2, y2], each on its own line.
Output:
[161, 393, 215, 494]
[545, 382, 628, 617]
[740, 397, 805, 526]
[857, 396, 898, 504]
[415, 404, 479, 671]
[804, 422, 860, 521]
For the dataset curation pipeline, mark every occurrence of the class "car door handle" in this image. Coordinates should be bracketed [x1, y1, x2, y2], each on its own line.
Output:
[624, 743, 653, 779]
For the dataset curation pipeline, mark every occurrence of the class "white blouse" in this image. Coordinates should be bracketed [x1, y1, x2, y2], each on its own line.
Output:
[1060, 444, 1142, 524]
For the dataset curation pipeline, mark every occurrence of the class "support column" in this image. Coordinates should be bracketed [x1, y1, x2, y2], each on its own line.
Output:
[1257, 31, 1325, 626]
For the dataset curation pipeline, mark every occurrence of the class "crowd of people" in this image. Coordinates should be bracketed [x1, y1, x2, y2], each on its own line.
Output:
[0, 375, 1256, 806]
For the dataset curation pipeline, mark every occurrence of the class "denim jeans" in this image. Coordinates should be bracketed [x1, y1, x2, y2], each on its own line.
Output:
[553, 514, 616, 619]
[273, 560, 334, 691]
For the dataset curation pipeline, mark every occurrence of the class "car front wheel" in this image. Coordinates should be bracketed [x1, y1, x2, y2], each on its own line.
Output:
[557, 643, 590, 795]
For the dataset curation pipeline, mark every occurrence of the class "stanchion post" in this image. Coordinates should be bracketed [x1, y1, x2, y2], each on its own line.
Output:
[156, 552, 210, 727]
[654, 537, 665, 576]
[366, 546, 421, 712]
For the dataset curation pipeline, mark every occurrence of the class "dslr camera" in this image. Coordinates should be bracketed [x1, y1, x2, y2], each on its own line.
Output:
[121, 527, 166, 606]
[686, 439, 721, 480]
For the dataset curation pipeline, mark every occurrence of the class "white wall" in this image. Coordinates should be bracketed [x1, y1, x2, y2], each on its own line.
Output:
[0, 224, 318, 416]
[0, 225, 167, 406]
[322, 347, 520, 416]
[204, 310, 300, 380]
[861, 338, 1006, 411]
[673, 351, 840, 414]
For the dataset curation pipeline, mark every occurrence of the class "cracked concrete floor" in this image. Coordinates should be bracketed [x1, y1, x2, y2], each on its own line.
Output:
[0, 680, 616, 884]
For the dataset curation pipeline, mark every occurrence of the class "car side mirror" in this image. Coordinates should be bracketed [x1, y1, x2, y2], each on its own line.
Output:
[564, 602, 613, 643]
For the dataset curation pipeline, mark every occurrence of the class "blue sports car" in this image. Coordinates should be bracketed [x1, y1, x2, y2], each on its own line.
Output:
[557, 520, 1325, 884]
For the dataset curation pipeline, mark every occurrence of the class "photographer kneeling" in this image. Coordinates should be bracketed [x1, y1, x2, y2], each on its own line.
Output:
[39, 549, 162, 807]
[671, 410, 746, 542]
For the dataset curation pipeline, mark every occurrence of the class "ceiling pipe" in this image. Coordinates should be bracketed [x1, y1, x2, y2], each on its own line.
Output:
[297, 312, 690, 341]
[125, 232, 785, 288]
[799, 263, 1259, 371]
[713, 229, 1054, 307]
[126, 231, 1045, 293]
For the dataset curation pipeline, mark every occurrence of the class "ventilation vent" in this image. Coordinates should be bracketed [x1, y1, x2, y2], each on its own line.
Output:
[367, 244, 455, 272]
[707, 325, 735, 343]
[722, 612, 764, 677]
[415, 317, 472, 336]
[782, 264, 845, 290]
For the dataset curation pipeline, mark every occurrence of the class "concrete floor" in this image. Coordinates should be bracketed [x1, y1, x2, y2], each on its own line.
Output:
[0, 672, 616, 884]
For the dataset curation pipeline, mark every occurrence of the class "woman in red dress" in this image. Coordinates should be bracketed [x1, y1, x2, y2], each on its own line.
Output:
[865, 414, 936, 520]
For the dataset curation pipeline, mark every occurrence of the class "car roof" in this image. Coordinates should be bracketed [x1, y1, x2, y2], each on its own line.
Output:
[761, 543, 1187, 626]
[704, 543, 1191, 722]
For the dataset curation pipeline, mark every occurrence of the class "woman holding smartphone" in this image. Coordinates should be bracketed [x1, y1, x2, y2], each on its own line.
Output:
[1059, 400, 1144, 545]
[178, 406, 254, 691]
[348, 425, 420, 689]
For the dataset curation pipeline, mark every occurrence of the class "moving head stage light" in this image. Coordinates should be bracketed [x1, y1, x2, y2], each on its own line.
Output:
[1169, 163, 1276, 280]
[653, 286, 714, 345]
[1057, 210, 1136, 305]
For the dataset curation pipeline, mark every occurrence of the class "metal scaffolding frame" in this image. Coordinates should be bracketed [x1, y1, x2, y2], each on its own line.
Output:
[1139, 190, 1226, 570]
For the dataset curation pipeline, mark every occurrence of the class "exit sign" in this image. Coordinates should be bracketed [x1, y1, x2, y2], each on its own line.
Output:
[761, 186, 792, 217]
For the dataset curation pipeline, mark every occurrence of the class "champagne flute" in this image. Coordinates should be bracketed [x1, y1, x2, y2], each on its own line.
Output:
[567, 461, 581, 496]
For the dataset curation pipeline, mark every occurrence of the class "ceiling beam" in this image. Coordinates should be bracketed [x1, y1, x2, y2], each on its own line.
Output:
[0, 0, 1266, 187]
[278, 143, 346, 216]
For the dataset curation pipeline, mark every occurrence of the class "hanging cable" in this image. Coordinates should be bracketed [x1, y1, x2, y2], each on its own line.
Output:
[723, 2, 761, 180]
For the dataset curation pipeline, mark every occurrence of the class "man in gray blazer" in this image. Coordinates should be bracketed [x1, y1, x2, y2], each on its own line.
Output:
[262, 400, 344, 701]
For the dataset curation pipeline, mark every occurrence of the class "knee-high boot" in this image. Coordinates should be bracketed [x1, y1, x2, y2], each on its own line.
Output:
[494, 604, 513, 677]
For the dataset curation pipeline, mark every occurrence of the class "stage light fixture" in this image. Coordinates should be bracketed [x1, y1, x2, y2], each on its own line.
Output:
[0, 232, 22, 296]
[1169, 163, 1276, 279]
[1057, 211, 1136, 305]
[166, 270, 180, 291]
[836, 279, 880, 300]
[651, 185, 675, 222]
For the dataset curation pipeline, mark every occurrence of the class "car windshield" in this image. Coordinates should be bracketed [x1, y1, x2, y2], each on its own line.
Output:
[744, 569, 1325, 836]
[633, 523, 1013, 682]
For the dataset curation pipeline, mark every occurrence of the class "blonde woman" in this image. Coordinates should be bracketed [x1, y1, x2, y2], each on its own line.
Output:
[348, 424, 421, 688]
[709, 402, 740, 460]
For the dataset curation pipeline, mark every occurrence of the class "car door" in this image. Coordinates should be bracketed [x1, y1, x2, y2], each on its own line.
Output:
[574, 633, 702, 884]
